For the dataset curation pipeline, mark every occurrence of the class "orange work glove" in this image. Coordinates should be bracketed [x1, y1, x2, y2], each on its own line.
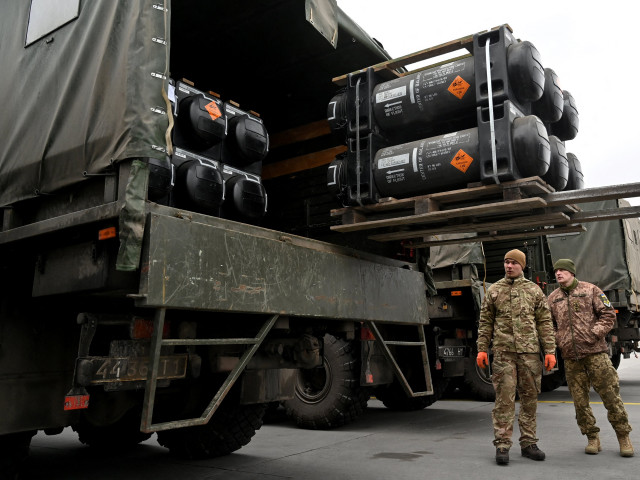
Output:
[476, 351, 489, 369]
[544, 354, 557, 371]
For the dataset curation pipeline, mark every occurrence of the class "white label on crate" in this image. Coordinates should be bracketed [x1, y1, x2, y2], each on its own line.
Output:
[328, 164, 338, 185]
[375, 86, 406, 104]
[222, 165, 260, 182]
[328, 101, 337, 120]
[168, 84, 176, 103]
[385, 169, 405, 184]
[378, 153, 410, 170]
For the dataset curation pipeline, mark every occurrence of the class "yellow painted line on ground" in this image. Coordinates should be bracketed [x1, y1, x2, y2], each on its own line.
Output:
[539, 401, 640, 405]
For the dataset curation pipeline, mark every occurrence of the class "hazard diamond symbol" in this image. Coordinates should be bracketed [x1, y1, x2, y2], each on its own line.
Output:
[450, 149, 474, 173]
[205, 101, 222, 121]
[447, 75, 471, 100]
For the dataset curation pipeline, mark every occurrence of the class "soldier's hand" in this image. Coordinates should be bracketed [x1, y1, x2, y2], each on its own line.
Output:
[544, 354, 557, 371]
[476, 351, 489, 369]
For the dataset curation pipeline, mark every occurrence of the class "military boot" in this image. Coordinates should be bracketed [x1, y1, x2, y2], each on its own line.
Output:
[617, 433, 634, 457]
[495, 448, 509, 465]
[585, 434, 601, 454]
[521, 444, 545, 461]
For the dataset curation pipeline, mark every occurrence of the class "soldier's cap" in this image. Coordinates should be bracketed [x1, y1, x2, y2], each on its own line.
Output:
[553, 258, 576, 275]
[504, 249, 526, 269]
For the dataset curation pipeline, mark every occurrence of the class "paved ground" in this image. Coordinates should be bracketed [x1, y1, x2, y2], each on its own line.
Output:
[25, 356, 640, 479]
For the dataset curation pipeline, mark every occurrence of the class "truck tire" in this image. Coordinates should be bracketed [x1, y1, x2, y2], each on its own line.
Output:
[541, 355, 566, 392]
[463, 352, 495, 402]
[540, 370, 566, 391]
[376, 371, 449, 410]
[157, 402, 266, 459]
[0, 431, 36, 479]
[283, 334, 369, 429]
[610, 351, 622, 369]
[73, 409, 152, 448]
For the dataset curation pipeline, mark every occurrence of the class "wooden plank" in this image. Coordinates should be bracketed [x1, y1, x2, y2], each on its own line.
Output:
[261, 145, 346, 180]
[427, 177, 551, 205]
[331, 197, 420, 217]
[414, 197, 439, 215]
[340, 209, 368, 226]
[379, 35, 476, 72]
[332, 25, 513, 86]
[269, 120, 332, 149]
[409, 225, 587, 248]
[368, 212, 570, 242]
[331, 197, 548, 233]
[329, 176, 553, 219]
[332, 33, 478, 86]
[398, 54, 472, 78]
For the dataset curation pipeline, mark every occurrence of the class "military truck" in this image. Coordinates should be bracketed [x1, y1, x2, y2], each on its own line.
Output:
[547, 200, 640, 365]
[428, 199, 640, 401]
[269, 17, 640, 427]
[0, 1, 440, 475]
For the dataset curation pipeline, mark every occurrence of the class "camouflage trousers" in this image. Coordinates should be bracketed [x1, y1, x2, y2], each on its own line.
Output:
[491, 352, 542, 449]
[565, 352, 632, 437]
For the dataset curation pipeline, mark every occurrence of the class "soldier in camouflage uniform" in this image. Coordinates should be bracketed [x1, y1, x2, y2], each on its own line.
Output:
[477, 249, 556, 465]
[548, 258, 634, 457]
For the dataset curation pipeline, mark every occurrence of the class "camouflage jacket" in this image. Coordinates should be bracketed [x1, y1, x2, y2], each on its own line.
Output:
[547, 280, 616, 360]
[477, 274, 555, 354]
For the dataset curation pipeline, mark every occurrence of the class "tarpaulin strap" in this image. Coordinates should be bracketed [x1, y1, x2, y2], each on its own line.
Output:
[355, 76, 363, 206]
[630, 276, 640, 312]
[161, 0, 174, 155]
[485, 37, 500, 185]
[116, 160, 149, 271]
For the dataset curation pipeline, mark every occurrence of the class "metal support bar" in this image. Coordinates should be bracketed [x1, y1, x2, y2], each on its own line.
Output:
[367, 321, 433, 397]
[140, 308, 167, 432]
[542, 182, 640, 206]
[160, 338, 259, 346]
[140, 312, 279, 433]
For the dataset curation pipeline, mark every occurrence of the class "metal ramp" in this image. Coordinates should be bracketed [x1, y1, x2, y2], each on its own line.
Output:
[140, 309, 278, 433]
[367, 321, 433, 397]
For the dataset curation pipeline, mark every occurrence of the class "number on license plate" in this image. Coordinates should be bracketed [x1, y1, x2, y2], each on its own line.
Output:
[91, 355, 188, 383]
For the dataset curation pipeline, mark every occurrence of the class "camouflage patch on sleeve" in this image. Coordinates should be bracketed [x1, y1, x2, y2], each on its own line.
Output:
[600, 294, 612, 308]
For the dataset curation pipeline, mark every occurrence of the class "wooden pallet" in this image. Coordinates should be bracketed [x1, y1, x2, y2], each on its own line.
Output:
[328, 178, 640, 247]
[332, 25, 510, 86]
[330, 179, 640, 247]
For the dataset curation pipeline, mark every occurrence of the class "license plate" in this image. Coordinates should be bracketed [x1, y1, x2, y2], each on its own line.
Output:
[438, 346, 467, 358]
[82, 355, 188, 384]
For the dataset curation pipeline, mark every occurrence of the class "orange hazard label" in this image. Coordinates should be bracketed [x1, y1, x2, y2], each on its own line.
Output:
[205, 101, 222, 121]
[447, 76, 471, 99]
[64, 394, 90, 411]
[450, 149, 474, 173]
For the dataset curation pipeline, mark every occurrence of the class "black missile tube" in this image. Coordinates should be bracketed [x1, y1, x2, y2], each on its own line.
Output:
[542, 136, 569, 191]
[565, 153, 584, 190]
[549, 90, 579, 141]
[168, 81, 269, 221]
[328, 26, 564, 145]
[329, 101, 550, 205]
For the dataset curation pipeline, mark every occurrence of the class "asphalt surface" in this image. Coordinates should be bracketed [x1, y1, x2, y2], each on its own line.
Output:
[25, 356, 640, 480]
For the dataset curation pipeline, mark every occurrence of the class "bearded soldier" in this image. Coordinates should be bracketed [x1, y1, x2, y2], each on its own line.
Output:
[477, 249, 556, 465]
[548, 258, 634, 457]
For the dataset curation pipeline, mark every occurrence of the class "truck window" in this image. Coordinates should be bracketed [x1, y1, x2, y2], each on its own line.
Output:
[25, 0, 79, 46]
